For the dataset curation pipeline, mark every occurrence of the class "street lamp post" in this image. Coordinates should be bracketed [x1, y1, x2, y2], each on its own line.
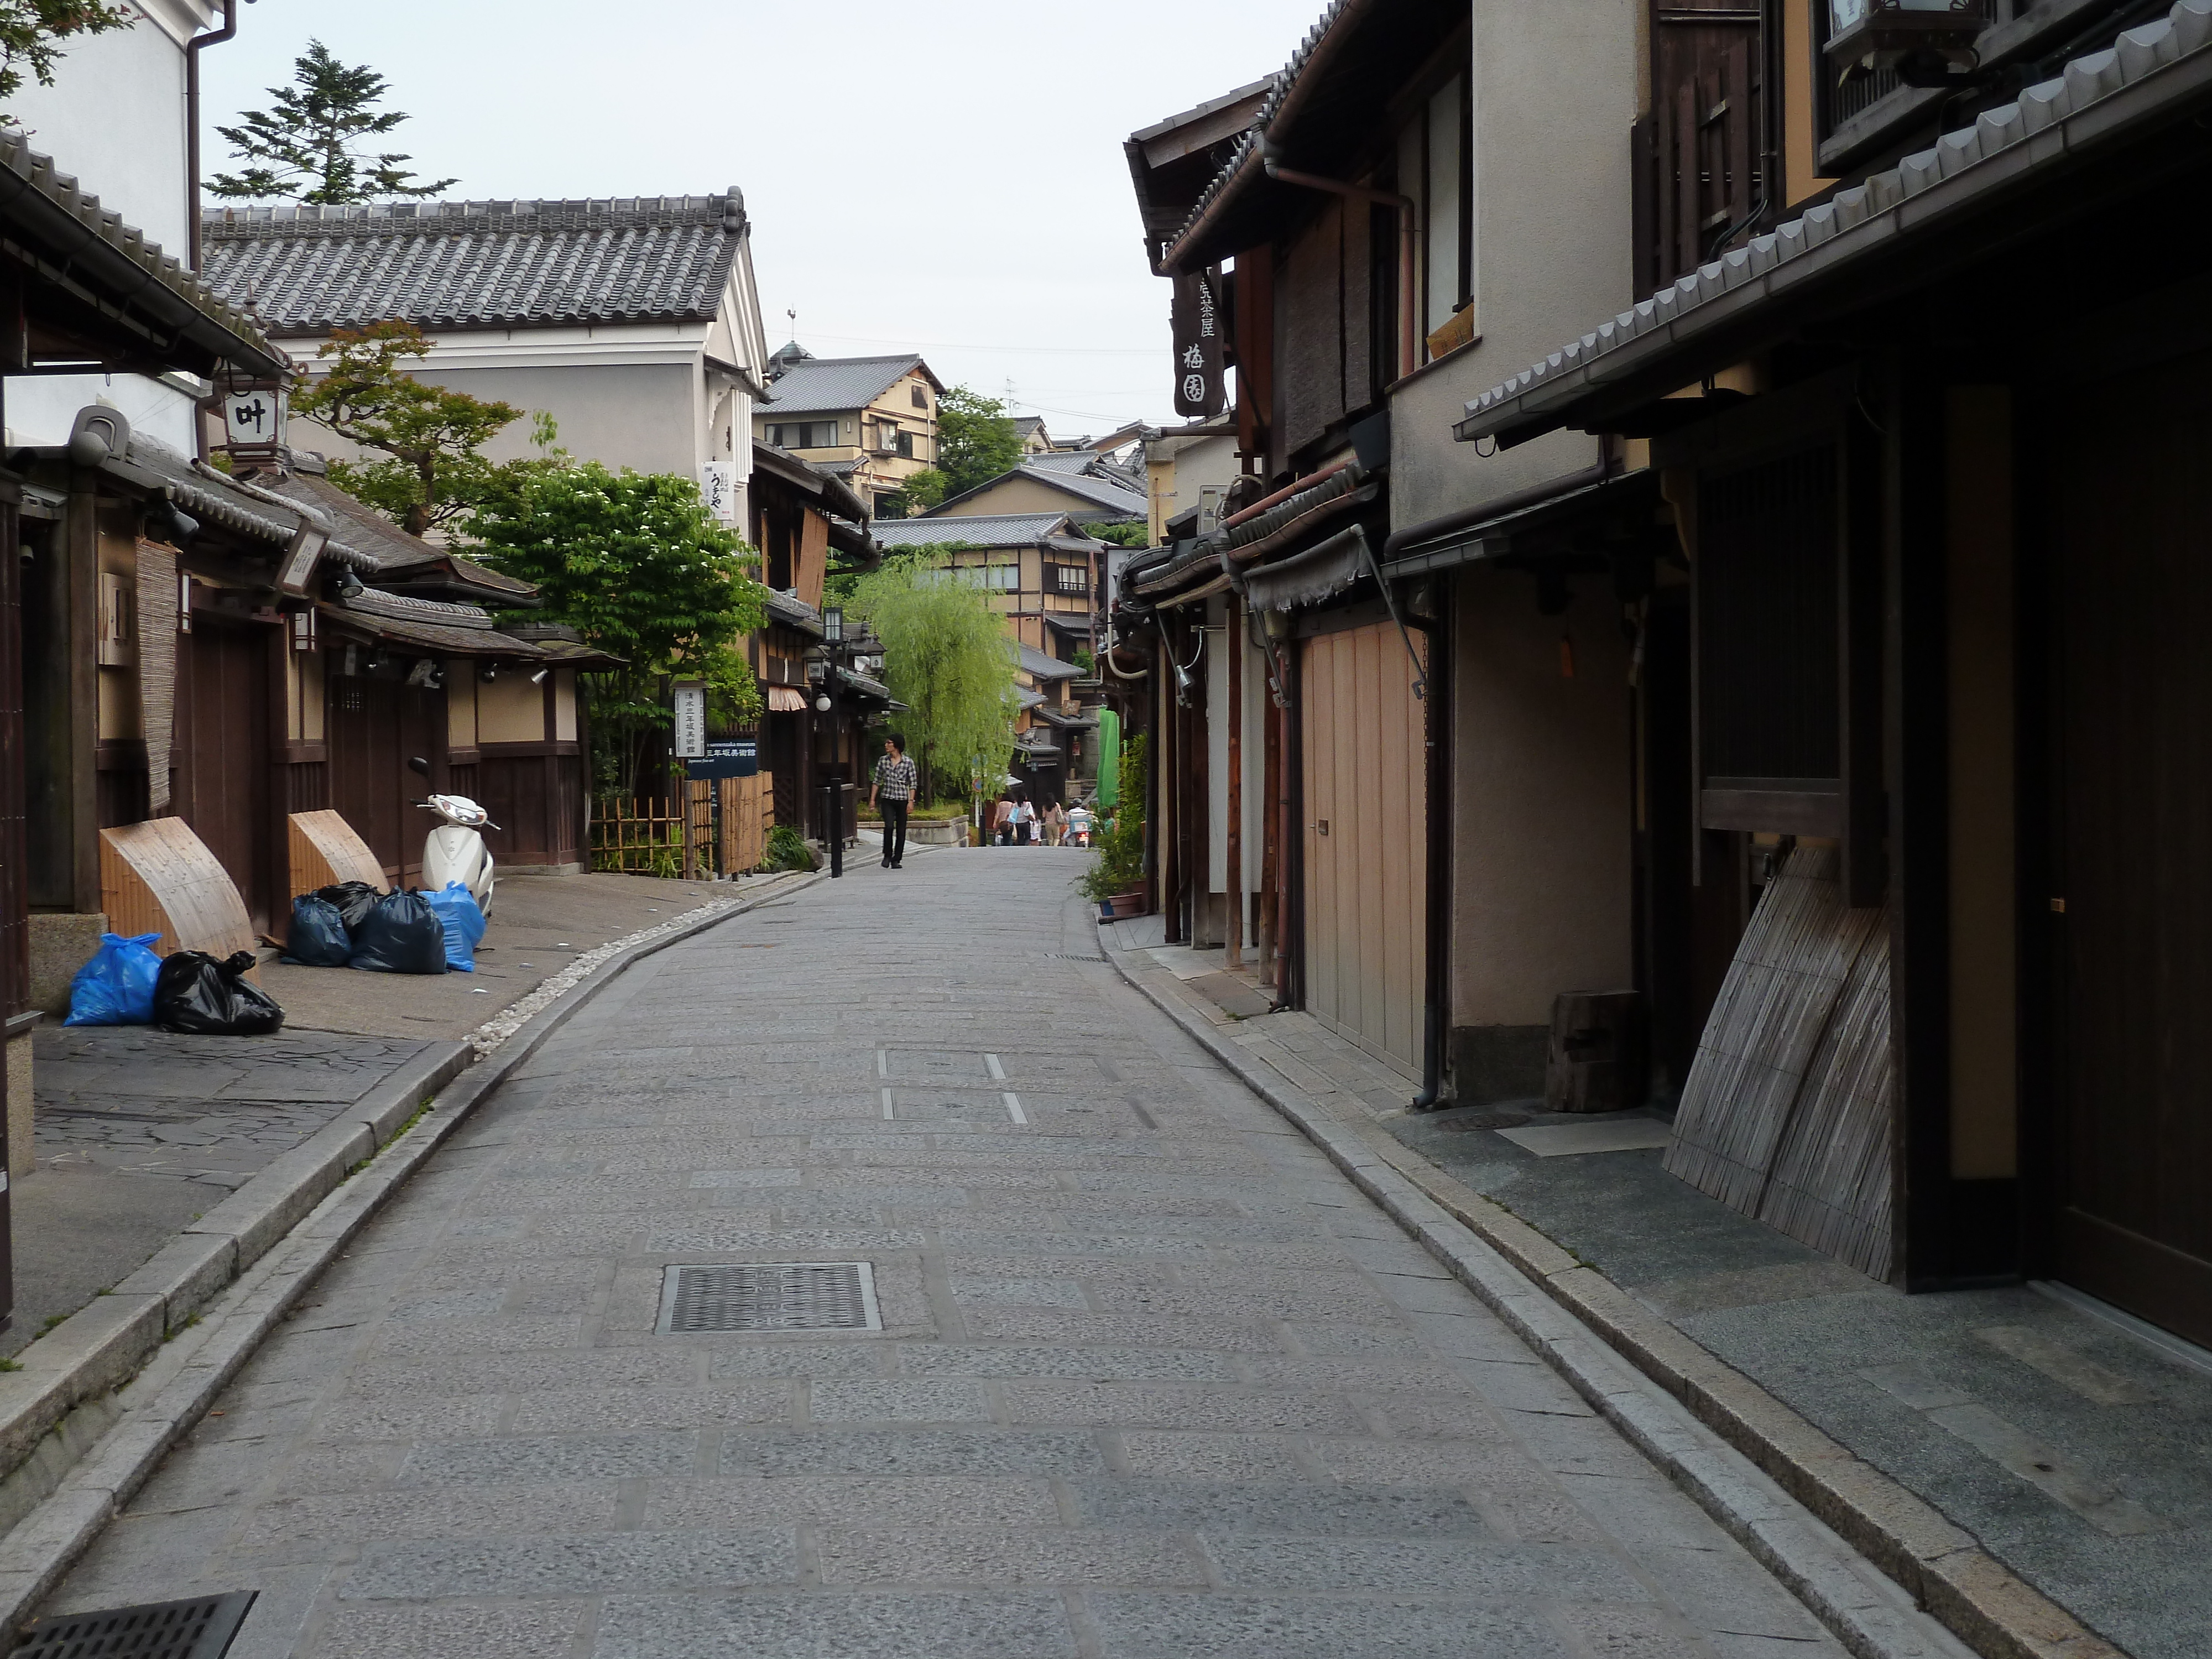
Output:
[816, 607, 847, 878]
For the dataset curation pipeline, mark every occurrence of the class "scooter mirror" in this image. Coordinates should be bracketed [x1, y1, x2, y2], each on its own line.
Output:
[407, 757, 430, 777]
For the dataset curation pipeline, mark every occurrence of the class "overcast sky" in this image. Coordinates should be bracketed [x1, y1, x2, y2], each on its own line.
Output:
[197, 1, 1321, 437]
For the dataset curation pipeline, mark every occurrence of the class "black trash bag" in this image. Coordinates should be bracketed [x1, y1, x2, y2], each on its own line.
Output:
[279, 895, 352, 967]
[348, 888, 448, 975]
[154, 950, 286, 1036]
[314, 880, 383, 935]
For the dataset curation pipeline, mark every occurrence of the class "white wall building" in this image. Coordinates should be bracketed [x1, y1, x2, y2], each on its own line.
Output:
[200, 192, 771, 526]
[3, 0, 223, 451]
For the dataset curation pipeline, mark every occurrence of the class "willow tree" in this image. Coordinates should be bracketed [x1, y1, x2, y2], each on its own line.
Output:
[848, 554, 1016, 804]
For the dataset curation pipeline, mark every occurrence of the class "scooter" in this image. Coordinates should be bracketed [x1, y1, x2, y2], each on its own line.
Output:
[420, 795, 497, 915]
[408, 761, 497, 916]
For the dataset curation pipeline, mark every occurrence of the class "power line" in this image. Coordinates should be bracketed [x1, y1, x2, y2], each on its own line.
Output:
[791, 328, 1160, 358]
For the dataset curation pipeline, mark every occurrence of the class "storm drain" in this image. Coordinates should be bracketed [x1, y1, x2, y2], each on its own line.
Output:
[658, 1262, 881, 1333]
[12, 1591, 256, 1658]
[1047, 952, 1107, 962]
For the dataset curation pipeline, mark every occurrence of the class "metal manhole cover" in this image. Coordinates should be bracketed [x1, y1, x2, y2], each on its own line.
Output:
[658, 1262, 881, 1333]
[13, 1592, 256, 1658]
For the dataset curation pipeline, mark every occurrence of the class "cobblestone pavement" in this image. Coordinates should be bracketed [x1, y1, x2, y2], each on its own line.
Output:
[37, 852, 1872, 1658]
[34, 1027, 450, 1190]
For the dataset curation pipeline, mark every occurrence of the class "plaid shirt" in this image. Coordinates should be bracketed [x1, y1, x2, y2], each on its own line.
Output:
[873, 753, 917, 802]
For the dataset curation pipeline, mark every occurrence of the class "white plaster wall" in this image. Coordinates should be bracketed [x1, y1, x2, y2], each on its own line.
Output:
[2, 2, 211, 451]
[298, 361, 703, 477]
[1449, 564, 1634, 1027]
[1390, 0, 1637, 529]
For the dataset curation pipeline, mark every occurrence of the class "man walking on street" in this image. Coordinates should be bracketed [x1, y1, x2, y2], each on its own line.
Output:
[870, 733, 916, 869]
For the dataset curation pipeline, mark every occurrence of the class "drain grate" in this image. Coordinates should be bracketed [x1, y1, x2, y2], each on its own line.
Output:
[13, 1592, 256, 1658]
[658, 1262, 880, 1333]
[1047, 952, 1107, 962]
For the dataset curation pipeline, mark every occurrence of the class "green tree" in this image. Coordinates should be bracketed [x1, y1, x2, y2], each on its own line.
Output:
[209, 40, 456, 204]
[294, 321, 550, 537]
[0, 1, 131, 122]
[1089, 519, 1150, 547]
[473, 464, 766, 792]
[934, 387, 1025, 498]
[847, 553, 1018, 804]
[892, 466, 946, 515]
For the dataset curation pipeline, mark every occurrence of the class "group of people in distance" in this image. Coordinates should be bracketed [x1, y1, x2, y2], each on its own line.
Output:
[988, 786, 1098, 848]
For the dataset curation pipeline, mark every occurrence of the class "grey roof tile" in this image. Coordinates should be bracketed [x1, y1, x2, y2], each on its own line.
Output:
[872, 513, 1073, 549]
[200, 192, 748, 334]
[763, 353, 930, 415]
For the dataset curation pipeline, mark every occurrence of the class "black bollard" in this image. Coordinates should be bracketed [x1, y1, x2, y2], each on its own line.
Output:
[823, 781, 843, 878]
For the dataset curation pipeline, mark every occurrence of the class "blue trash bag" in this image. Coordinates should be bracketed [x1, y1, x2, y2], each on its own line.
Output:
[279, 895, 352, 967]
[64, 932, 163, 1026]
[420, 882, 486, 973]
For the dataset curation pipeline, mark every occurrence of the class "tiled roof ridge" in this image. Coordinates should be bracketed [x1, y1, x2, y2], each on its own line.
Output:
[0, 129, 276, 362]
[1463, 0, 2212, 430]
[1157, 0, 1358, 265]
[204, 189, 748, 239]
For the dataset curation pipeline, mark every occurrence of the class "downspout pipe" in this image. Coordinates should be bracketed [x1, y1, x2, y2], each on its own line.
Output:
[186, 1, 243, 273]
[1404, 587, 1451, 1110]
[1260, 141, 1418, 380]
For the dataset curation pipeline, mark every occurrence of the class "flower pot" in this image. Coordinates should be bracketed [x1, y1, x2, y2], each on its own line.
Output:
[1107, 890, 1147, 919]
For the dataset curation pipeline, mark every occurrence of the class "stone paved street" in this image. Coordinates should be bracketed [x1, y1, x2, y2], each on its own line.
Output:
[35, 851, 1887, 1657]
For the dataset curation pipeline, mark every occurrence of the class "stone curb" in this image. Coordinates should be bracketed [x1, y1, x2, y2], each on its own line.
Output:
[1102, 940, 2109, 1659]
[0, 870, 826, 1631]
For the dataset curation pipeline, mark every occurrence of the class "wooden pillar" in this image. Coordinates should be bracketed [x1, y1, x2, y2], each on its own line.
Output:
[1225, 595, 1244, 968]
[1258, 645, 1281, 988]
[66, 489, 98, 912]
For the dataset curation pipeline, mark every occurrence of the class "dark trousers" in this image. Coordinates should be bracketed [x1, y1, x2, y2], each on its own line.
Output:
[881, 800, 909, 865]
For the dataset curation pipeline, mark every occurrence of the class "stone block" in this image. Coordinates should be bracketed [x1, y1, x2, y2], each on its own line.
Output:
[593, 1590, 1078, 1659]
[341, 1528, 797, 1599]
[26, 912, 105, 1019]
[111, 1233, 239, 1332]
[184, 1118, 376, 1266]
[816, 1525, 1203, 1586]
[1086, 1592, 1568, 1659]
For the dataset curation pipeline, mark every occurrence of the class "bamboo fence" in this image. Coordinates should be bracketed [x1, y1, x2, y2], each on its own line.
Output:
[591, 774, 775, 879]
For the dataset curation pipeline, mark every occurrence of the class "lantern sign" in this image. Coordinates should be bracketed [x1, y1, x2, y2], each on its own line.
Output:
[222, 381, 288, 460]
[700, 461, 738, 525]
[1171, 266, 1225, 420]
[671, 682, 707, 759]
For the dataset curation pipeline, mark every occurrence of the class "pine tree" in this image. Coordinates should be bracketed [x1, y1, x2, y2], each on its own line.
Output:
[208, 40, 456, 205]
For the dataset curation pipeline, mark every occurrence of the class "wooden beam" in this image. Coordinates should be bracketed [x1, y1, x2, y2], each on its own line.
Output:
[1226, 597, 1243, 969]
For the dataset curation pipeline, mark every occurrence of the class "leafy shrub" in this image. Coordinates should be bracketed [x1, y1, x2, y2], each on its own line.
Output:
[760, 823, 818, 873]
[1078, 732, 1147, 903]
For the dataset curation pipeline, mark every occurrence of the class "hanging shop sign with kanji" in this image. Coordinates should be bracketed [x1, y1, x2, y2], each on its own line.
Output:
[1171, 265, 1226, 420]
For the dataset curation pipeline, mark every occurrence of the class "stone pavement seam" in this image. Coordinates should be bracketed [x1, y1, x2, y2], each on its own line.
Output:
[0, 870, 828, 1634]
[1100, 933, 2089, 1659]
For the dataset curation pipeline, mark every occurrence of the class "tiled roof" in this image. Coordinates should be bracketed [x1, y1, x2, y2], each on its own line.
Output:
[199, 191, 749, 335]
[927, 462, 1146, 521]
[0, 129, 283, 375]
[1017, 641, 1082, 681]
[318, 598, 547, 658]
[872, 513, 1073, 549]
[763, 353, 929, 416]
[1462, 0, 2212, 443]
